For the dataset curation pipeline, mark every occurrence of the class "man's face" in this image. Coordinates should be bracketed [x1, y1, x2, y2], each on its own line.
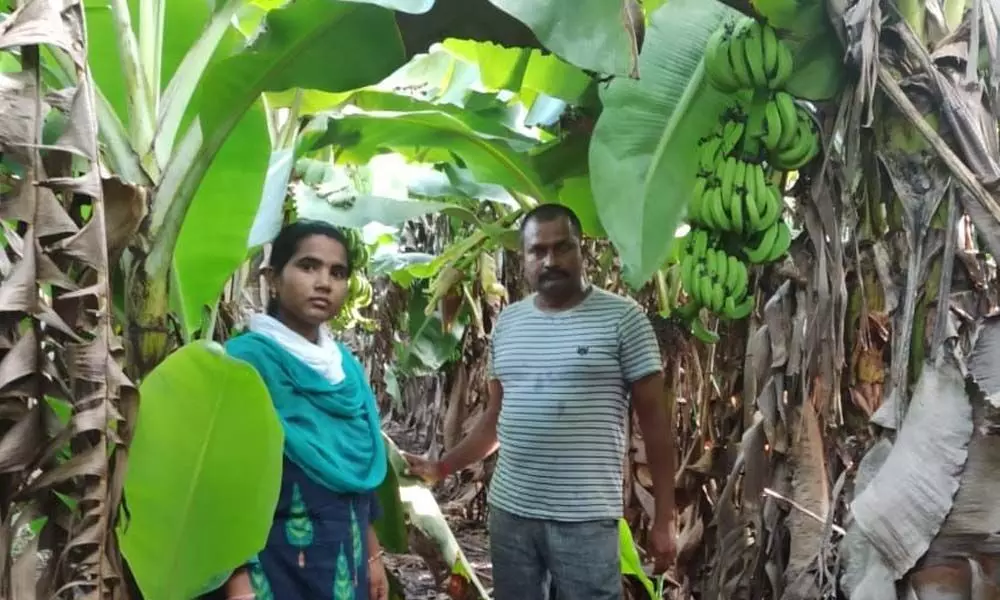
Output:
[522, 217, 583, 297]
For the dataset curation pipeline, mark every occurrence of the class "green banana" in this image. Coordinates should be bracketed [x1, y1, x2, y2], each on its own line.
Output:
[710, 281, 726, 313]
[769, 40, 793, 89]
[728, 160, 747, 205]
[764, 221, 791, 262]
[728, 183, 745, 235]
[725, 255, 747, 298]
[698, 275, 714, 308]
[709, 187, 732, 231]
[700, 189, 718, 229]
[760, 23, 779, 78]
[691, 176, 711, 211]
[743, 21, 769, 88]
[680, 254, 697, 295]
[773, 92, 798, 151]
[757, 183, 782, 231]
[703, 248, 716, 279]
[699, 136, 723, 172]
[691, 316, 720, 343]
[693, 228, 709, 259]
[743, 166, 763, 232]
[719, 157, 737, 203]
[773, 118, 819, 170]
[704, 25, 741, 92]
[721, 118, 745, 154]
[723, 295, 754, 320]
[727, 24, 753, 88]
[743, 221, 780, 264]
[763, 99, 783, 151]
[715, 249, 729, 283]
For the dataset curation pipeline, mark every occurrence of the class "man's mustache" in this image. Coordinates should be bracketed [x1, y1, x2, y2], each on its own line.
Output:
[540, 269, 569, 281]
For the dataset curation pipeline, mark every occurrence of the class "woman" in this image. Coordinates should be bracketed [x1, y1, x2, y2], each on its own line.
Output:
[221, 220, 389, 600]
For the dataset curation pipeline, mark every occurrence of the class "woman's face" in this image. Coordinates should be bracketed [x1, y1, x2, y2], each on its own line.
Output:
[271, 234, 350, 339]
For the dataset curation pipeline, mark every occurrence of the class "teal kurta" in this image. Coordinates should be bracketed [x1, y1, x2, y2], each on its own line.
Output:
[221, 332, 386, 600]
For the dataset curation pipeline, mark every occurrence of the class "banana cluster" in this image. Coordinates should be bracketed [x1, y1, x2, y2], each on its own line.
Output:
[705, 18, 792, 92]
[329, 228, 376, 332]
[704, 17, 820, 170]
[760, 92, 819, 170]
[674, 16, 820, 338]
[679, 230, 753, 320]
[691, 153, 782, 235]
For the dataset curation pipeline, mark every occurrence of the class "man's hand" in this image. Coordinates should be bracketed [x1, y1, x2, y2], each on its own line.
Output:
[648, 518, 677, 574]
[368, 556, 389, 600]
[401, 452, 443, 484]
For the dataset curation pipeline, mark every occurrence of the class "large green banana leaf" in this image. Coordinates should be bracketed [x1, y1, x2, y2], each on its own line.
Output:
[267, 36, 593, 121]
[588, 0, 739, 289]
[310, 109, 553, 202]
[163, 0, 407, 334]
[119, 341, 283, 600]
[486, 0, 640, 77]
[440, 38, 593, 107]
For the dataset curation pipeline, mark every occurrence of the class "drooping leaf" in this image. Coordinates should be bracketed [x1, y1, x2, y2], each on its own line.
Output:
[486, 0, 641, 76]
[311, 110, 552, 202]
[383, 435, 491, 599]
[850, 360, 972, 578]
[370, 247, 436, 285]
[840, 438, 895, 598]
[120, 341, 284, 600]
[246, 147, 297, 249]
[588, 0, 740, 289]
[194, 0, 405, 134]
[346, 90, 539, 149]
[293, 181, 454, 229]
[372, 434, 408, 554]
[618, 519, 656, 599]
[406, 164, 520, 207]
[441, 38, 594, 105]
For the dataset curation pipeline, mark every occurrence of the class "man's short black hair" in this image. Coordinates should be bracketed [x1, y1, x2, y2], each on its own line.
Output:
[518, 203, 583, 240]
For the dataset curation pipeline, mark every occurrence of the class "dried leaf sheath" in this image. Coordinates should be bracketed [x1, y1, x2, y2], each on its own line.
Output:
[0, 0, 135, 597]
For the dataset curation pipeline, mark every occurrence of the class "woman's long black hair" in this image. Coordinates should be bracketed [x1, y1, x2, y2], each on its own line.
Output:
[266, 220, 353, 317]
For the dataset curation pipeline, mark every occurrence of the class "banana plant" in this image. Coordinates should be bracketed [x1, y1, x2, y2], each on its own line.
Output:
[39, 0, 434, 374]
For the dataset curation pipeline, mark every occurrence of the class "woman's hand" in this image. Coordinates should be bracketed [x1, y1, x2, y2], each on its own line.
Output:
[224, 568, 255, 600]
[368, 555, 389, 600]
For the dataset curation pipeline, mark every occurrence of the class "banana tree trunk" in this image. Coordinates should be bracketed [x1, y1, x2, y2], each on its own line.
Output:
[123, 256, 176, 379]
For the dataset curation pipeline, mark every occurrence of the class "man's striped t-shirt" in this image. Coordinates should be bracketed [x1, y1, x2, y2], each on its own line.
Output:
[486, 286, 663, 522]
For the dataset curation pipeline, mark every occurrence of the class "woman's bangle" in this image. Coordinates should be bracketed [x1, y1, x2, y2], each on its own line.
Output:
[368, 550, 385, 565]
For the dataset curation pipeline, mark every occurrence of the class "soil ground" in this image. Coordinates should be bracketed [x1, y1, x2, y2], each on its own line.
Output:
[383, 520, 491, 599]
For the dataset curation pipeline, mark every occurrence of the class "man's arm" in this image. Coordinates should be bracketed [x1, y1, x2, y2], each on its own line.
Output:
[436, 378, 502, 477]
[632, 371, 676, 523]
[619, 303, 676, 524]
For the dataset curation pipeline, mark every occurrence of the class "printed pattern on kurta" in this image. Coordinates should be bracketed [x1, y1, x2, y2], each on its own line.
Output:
[250, 457, 380, 600]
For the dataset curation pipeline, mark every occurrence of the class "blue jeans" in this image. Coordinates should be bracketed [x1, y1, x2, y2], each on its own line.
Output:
[488, 506, 622, 600]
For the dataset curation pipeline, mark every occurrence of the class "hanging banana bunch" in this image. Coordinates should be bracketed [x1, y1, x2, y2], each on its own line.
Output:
[329, 227, 376, 332]
[676, 16, 821, 343]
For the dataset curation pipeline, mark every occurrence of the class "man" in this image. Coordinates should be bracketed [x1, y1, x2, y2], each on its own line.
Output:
[404, 204, 677, 600]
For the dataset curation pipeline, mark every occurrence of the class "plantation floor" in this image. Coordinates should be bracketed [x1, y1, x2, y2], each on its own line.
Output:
[383, 519, 492, 599]
[382, 420, 493, 598]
